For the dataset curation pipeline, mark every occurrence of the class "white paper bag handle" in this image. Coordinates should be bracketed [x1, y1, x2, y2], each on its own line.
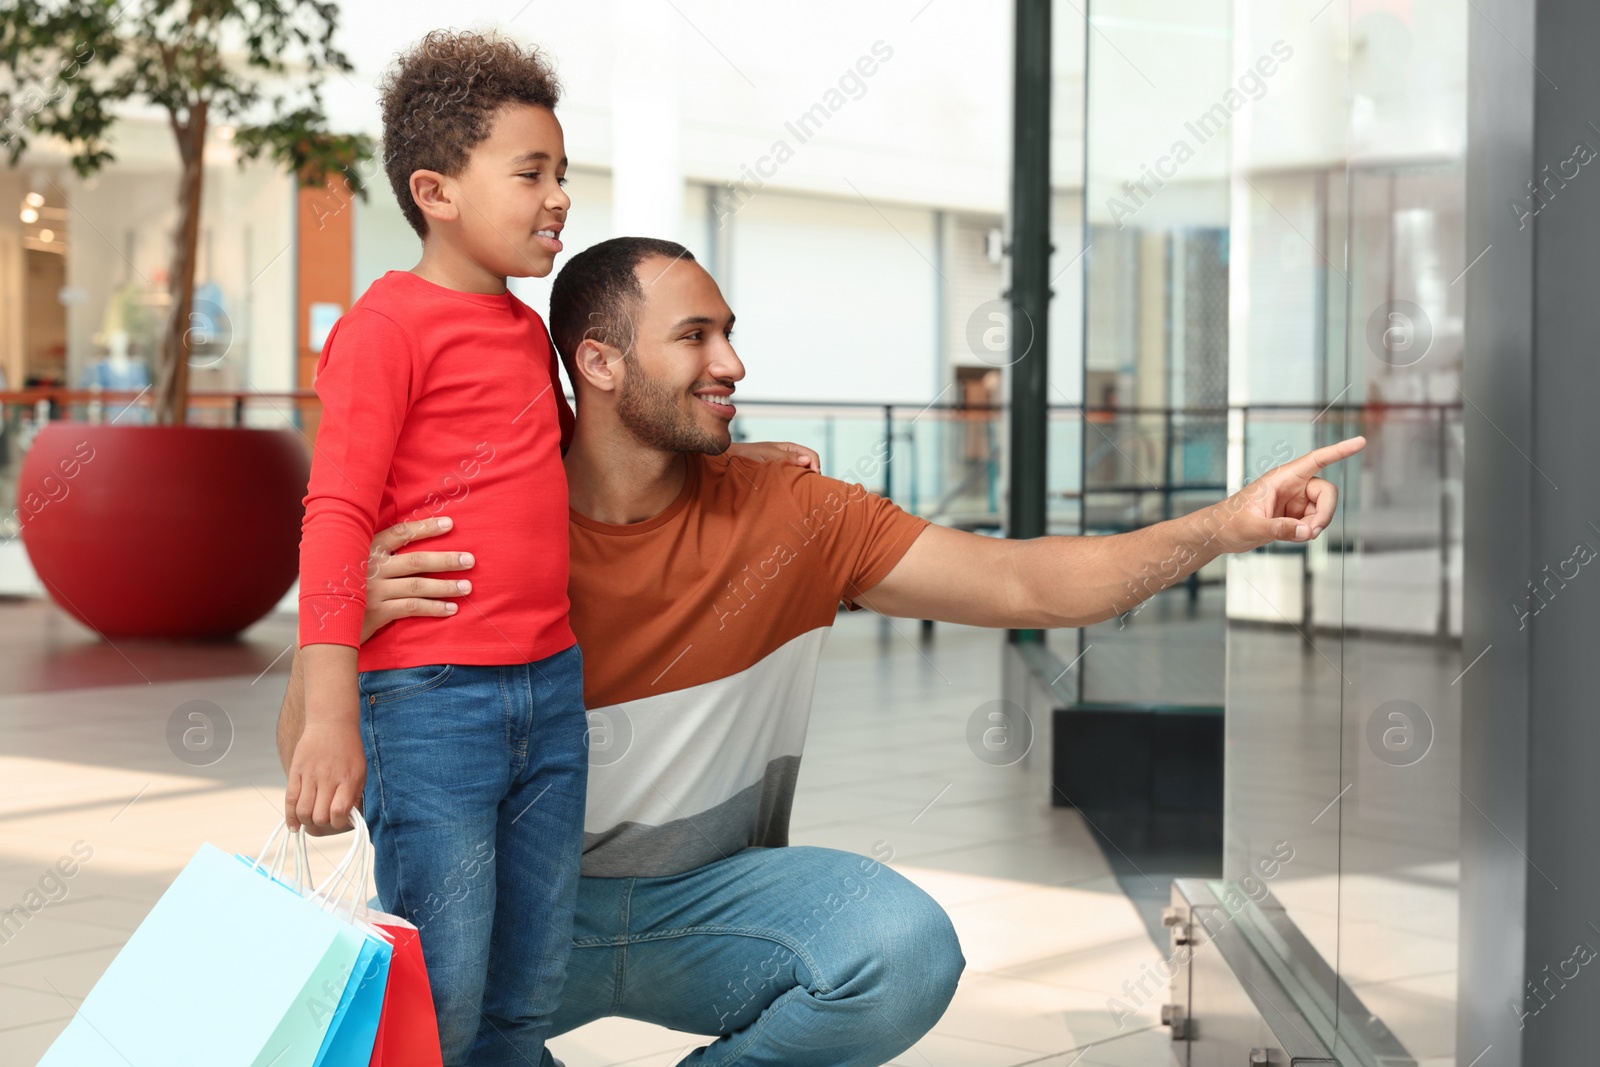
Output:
[248, 820, 312, 893]
[309, 807, 379, 929]
[249, 821, 286, 875]
[307, 808, 366, 894]
[292, 824, 313, 893]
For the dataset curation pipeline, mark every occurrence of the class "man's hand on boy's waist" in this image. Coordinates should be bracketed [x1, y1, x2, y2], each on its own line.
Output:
[361, 516, 476, 640]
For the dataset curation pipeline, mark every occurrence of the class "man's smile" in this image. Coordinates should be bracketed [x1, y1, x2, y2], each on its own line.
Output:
[692, 386, 736, 419]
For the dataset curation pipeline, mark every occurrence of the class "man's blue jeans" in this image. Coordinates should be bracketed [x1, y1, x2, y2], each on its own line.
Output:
[551, 845, 965, 1066]
[359, 646, 587, 1067]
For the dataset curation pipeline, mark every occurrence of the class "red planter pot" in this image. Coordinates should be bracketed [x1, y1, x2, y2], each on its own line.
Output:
[18, 423, 311, 640]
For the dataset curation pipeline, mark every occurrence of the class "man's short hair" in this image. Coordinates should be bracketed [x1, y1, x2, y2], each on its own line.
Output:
[549, 237, 696, 384]
[379, 30, 561, 238]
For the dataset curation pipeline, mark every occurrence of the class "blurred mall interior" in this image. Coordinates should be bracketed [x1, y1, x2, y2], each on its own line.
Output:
[2, 0, 1596, 1064]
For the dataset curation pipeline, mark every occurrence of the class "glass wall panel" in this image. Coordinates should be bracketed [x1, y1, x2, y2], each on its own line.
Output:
[1220, 1, 1466, 1064]
[1082, 0, 1469, 1061]
[1074, 0, 1233, 705]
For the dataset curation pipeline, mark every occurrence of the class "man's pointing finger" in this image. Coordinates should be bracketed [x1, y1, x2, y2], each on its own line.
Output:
[1285, 435, 1366, 482]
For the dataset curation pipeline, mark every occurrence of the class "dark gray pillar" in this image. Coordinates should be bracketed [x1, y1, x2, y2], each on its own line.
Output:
[1008, 0, 1051, 644]
[1460, 1, 1600, 1062]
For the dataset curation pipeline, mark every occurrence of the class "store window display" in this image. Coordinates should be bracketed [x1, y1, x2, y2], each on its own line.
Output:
[79, 278, 160, 423]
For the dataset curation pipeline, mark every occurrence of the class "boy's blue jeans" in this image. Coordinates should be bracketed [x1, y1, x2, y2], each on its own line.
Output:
[550, 845, 966, 1066]
[359, 645, 587, 1067]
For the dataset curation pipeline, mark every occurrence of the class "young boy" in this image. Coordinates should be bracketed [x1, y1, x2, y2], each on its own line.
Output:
[288, 31, 585, 1067]
[286, 29, 817, 1066]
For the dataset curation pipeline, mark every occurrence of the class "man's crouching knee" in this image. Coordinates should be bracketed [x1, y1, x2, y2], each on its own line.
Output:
[841, 852, 966, 1037]
[885, 876, 965, 1033]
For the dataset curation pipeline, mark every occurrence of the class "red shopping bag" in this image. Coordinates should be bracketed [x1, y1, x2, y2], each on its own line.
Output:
[367, 915, 443, 1067]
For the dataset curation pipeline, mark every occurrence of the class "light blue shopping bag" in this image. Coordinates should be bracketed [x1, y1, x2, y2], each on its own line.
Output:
[39, 842, 366, 1067]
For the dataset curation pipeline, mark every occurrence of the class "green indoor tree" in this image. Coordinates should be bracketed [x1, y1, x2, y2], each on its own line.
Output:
[0, 0, 374, 424]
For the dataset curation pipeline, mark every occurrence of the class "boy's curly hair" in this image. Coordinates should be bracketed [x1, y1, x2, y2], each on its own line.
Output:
[379, 30, 562, 237]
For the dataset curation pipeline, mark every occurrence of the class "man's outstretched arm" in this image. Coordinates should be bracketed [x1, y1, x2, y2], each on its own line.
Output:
[859, 436, 1365, 629]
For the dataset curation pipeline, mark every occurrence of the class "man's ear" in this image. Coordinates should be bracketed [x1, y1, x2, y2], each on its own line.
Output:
[409, 169, 459, 225]
[574, 338, 624, 396]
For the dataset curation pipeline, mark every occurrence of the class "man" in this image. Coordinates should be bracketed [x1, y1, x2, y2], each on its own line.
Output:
[279, 236, 1362, 1066]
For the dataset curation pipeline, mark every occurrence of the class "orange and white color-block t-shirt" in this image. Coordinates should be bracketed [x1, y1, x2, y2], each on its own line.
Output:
[567, 453, 930, 878]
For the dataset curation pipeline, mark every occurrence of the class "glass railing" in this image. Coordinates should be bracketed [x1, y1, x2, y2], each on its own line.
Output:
[0, 392, 1200, 541]
[3, 387, 1457, 595]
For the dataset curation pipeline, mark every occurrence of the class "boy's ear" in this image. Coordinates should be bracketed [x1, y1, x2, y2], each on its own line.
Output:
[409, 169, 459, 225]
[574, 338, 623, 395]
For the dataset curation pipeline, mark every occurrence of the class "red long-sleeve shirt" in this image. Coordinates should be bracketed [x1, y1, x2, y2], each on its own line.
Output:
[297, 270, 575, 670]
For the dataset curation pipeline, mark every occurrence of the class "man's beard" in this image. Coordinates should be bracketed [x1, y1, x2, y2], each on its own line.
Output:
[616, 354, 729, 455]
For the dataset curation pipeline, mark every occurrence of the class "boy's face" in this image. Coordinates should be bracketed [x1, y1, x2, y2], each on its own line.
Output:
[613, 257, 745, 455]
[448, 103, 570, 279]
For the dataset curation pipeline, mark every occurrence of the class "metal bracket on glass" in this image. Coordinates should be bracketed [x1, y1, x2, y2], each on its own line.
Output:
[1164, 904, 1193, 944]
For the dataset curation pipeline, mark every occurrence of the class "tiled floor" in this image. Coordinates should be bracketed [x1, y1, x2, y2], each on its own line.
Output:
[0, 600, 1177, 1066]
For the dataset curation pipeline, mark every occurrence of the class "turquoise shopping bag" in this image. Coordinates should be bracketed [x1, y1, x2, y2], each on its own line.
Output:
[39, 842, 366, 1067]
[312, 931, 392, 1066]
